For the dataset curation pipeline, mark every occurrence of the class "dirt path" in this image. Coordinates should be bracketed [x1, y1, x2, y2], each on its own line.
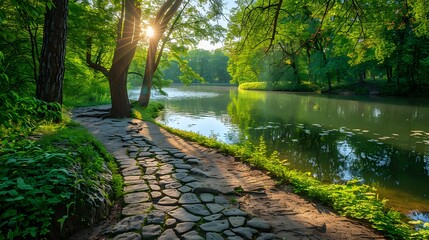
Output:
[72, 106, 385, 240]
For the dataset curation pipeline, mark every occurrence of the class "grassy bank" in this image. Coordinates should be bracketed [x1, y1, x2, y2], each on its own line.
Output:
[239, 80, 429, 97]
[238, 81, 319, 92]
[133, 102, 429, 240]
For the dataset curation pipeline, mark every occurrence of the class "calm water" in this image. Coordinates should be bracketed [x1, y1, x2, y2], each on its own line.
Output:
[129, 86, 429, 217]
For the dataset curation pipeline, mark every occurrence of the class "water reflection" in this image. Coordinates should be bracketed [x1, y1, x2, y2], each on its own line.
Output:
[131, 86, 429, 216]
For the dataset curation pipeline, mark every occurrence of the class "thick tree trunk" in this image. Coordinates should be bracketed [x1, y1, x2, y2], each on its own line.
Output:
[108, 0, 141, 117]
[36, 0, 69, 106]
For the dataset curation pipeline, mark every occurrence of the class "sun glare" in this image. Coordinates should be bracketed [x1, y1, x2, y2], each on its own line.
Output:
[146, 26, 155, 38]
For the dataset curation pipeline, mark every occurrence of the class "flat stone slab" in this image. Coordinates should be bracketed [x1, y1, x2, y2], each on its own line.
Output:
[179, 193, 201, 204]
[123, 176, 140, 181]
[158, 229, 178, 240]
[231, 227, 257, 240]
[159, 178, 179, 186]
[165, 218, 177, 227]
[158, 196, 178, 206]
[185, 158, 201, 164]
[178, 186, 192, 193]
[182, 204, 211, 216]
[124, 179, 146, 186]
[222, 208, 248, 217]
[175, 163, 193, 169]
[124, 184, 149, 194]
[162, 189, 181, 198]
[122, 170, 142, 176]
[150, 191, 162, 199]
[182, 230, 204, 240]
[122, 203, 152, 216]
[174, 153, 186, 158]
[165, 182, 182, 189]
[112, 232, 141, 240]
[172, 172, 188, 180]
[200, 220, 230, 232]
[124, 192, 150, 204]
[147, 210, 165, 225]
[147, 183, 160, 190]
[175, 222, 195, 234]
[246, 218, 271, 231]
[153, 204, 177, 212]
[204, 213, 223, 221]
[141, 224, 162, 239]
[229, 216, 246, 228]
[206, 203, 225, 214]
[206, 232, 224, 240]
[145, 167, 158, 175]
[180, 176, 197, 183]
[200, 193, 214, 203]
[111, 214, 146, 234]
[168, 207, 201, 222]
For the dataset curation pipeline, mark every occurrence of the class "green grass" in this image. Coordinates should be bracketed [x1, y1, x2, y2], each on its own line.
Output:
[239, 81, 319, 92]
[131, 101, 165, 122]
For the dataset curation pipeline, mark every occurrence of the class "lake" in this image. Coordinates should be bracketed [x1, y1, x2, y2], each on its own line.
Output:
[129, 85, 429, 218]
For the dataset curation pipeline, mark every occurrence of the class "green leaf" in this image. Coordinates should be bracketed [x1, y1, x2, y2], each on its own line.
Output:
[17, 177, 33, 190]
[5, 195, 24, 201]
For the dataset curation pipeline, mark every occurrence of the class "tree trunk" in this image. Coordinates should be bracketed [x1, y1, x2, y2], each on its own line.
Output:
[137, 0, 183, 107]
[108, 0, 141, 117]
[138, 38, 159, 107]
[36, 0, 69, 106]
[386, 66, 392, 83]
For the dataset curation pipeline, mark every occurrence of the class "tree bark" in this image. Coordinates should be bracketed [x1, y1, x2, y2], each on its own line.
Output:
[36, 0, 69, 106]
[108, 0, 141, 117]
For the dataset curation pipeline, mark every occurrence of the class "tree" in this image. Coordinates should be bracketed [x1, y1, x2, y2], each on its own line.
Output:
[36, 0, 69, 106]
[108, 0, 141, 117]
[137, 0, 183, 107]
[84, 0, 141, 117]
[137, 0, 224, 107]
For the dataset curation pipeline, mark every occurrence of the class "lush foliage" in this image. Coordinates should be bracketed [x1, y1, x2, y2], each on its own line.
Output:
[0, 92, 61, 138]
[0, 123, 122, 239]
[226, 0, 429, 95]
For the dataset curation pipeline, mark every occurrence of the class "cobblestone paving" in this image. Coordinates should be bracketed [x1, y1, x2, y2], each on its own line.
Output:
[109, 122, 277, 240]
[73, 107, 386, 240]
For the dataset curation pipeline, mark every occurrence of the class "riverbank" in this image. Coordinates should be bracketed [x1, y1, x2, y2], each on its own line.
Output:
[237, 81, 429, 97]
[71, 105, 387, 240]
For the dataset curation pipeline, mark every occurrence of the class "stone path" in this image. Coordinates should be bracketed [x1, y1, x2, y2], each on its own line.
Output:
[73, 106, 385, 240]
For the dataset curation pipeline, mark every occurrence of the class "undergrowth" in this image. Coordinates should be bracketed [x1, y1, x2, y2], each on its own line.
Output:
[0, 92, 122, 239]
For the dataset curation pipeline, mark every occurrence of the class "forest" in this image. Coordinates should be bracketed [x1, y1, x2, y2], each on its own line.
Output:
[1, 0, 429, 239]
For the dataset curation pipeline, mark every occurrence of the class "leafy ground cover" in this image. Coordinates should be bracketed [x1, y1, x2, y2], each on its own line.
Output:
[133, 102, 429, 240]
[0, 93, 122, 239]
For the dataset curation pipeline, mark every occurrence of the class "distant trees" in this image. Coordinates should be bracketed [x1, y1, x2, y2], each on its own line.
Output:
[226, 0, 429, 92]
[163, 49, 232, 84]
